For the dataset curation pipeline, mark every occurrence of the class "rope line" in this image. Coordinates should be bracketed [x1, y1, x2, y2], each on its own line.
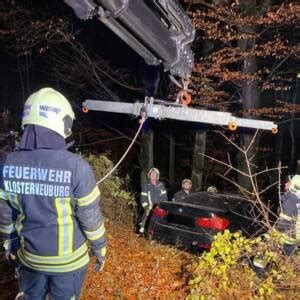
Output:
[96, 114, 146, 185]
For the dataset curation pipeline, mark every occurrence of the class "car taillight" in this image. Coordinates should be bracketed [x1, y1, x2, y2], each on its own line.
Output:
[195, 215, 229, 230]
[153, 207, 167, 219]
[198, 243, 211, 250]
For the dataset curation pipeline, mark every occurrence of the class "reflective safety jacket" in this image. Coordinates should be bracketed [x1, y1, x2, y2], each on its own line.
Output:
[0, 148, 106, 274]
[172, 189, 190, 202]
[141, 181, 167, 210]
[276, 191, 300, 245]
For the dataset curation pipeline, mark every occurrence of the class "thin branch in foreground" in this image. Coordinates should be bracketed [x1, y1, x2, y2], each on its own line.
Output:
[198, 152, 250, 178]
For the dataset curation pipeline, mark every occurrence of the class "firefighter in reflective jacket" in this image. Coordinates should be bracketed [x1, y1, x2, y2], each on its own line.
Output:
[139, 168, 167, 233]
[275, 175, 300, 255]
[173, 178, 192, 201]
[0, 88, 106, 300]
[253, 175, 300, 272]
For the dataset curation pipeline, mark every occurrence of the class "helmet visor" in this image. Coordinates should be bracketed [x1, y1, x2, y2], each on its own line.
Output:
[63, 115, 73, 137]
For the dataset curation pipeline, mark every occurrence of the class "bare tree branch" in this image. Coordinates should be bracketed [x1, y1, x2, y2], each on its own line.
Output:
[200, 131, 285, 230]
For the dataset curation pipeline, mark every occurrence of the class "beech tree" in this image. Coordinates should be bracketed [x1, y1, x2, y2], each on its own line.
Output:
[185, 0, 300, 189]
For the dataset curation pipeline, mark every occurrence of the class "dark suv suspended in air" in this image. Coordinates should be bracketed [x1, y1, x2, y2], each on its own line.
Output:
[147, 192, 264, 252]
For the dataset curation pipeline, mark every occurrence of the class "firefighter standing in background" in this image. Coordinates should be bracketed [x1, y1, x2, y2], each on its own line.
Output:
[172, 178, 192, 201]
[276, 174, 300, 255]
[254, 175, 300, 273]
[0, 87, 107, 300]
[283, 176, 292, 193]
[139, 168, 167, 233]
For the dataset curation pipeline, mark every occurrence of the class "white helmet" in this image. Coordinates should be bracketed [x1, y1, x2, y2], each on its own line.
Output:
[289, 175, 300, 196]
[21, 87, 75, 138]
[182, 178, 192, 188]
[207, 186, 218, 193]
[148, 167, 160, 180]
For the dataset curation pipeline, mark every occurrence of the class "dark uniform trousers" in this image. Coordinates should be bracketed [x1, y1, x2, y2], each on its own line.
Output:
[19, 267, 87, 300]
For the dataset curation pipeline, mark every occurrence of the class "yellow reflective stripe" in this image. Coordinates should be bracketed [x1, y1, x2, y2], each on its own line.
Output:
[94, 246, 107, 257]
[66, 199, 73, 255]
[283, 239, 297, 245]
[7, 193, 20, 210]
[281, 232, 297, 245]
[0, 190, 16, 235]
[55, 198, 73, 256]
[84, 223, 105, 241]
[18, 248, 89, 273]
[18, 254, 89, 273]
[12, 195, 25, 237]
[20, 243, 88, 264]
[142, 202, 148, 207]
[141, 192, 147, 196]
[15, 212, 25, 236]
[0, 189, 7, 200]
[101, 247, 107, 257]
[147, 191, 153, 209]
[75, 186, 100, 207]
[161, 190, 167, 195]
[0, 223, 15, 234]
[296, 217, 300, 240]
[279, 213, 293, 221]
[253, 258, 266, 268]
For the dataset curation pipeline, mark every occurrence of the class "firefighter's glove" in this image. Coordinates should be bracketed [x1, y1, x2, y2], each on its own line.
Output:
[3, 239, 19, 264]
[93, 247, 107, 272]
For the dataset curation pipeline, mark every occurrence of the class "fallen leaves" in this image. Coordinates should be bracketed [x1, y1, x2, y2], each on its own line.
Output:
[0, 222, 191, 300]
[81, 223, 191, 299]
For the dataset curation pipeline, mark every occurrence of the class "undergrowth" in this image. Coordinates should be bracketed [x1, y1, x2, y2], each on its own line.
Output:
[187, 230, 300, 299]
[84, 153, 135, 225]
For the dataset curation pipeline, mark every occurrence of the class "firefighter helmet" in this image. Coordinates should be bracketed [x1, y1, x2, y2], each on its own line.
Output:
[289, 175, 300, 195]
[148, 167, 160, 180]
[182, 178, 192, 187]
[207, 186, 218, 193]
[21, 87, 75, 138]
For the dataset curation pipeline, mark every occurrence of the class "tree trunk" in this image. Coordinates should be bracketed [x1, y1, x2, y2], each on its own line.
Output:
[237, 53, 260, 190]
[275, 123, 284, 167]
[288, 76, 299, 172]
[191, 130, 207, 192]
[140, 65, 160, 185]
[169, 130, 175, 189]
[237, 24, 260, 191]
[236, 0, 274, 191]
[140, 128, 154, 185]
[288, 120, 295, 172]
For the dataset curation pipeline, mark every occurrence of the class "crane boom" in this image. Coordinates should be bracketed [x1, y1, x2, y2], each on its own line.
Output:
[65, 0, 278, 132]
[82, 99, 278, 132]
[64, 0, 195, 80]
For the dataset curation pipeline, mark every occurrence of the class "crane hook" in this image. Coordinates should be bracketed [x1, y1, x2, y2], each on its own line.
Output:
[177, 78, 192, 105]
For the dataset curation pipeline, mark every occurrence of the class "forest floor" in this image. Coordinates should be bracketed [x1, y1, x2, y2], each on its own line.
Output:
[81, 221, 192, 299]
[0, 222, 192, 300]
[1, 222, 300, 299]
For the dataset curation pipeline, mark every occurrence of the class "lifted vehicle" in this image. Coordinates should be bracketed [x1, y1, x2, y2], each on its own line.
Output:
[147, 192, 264, 252]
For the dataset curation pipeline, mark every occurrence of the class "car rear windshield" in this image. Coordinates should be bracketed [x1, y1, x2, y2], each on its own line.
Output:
[183, 192, 248, 212]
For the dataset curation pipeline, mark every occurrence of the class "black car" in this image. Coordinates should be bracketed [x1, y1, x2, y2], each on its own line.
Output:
[147, 192, 264, 252]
